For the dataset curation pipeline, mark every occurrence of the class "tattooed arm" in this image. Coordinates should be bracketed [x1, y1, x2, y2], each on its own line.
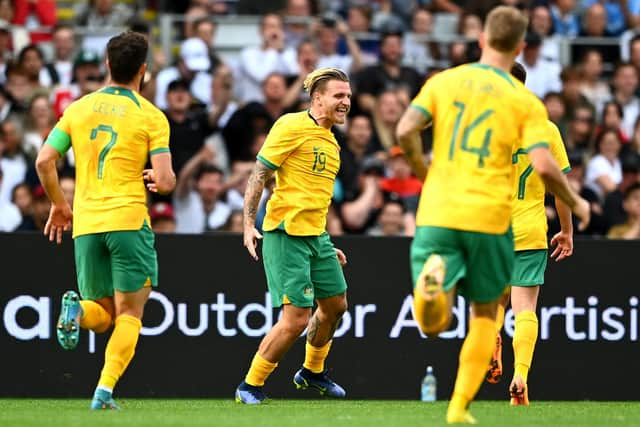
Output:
[243, 160, 275, 260]
[396, 107, 430, 181]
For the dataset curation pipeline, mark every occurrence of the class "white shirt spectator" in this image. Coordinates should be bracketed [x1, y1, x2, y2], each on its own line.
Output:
[317, 54, 353, 74]
[618, 97, 640, 138]
[174, 190, 232, 233]
[519, 56, 562, 99]
[585, 154, 623, 200]
[0, 201, 21, 231]
[155, 68, 212, 111]
[236, 46, 298, 103]
[402, 33, 433, 75]
[0, 156, 27, 205]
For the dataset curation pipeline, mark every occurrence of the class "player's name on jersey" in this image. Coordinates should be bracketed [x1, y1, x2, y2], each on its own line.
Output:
[92, 101, 127, 117]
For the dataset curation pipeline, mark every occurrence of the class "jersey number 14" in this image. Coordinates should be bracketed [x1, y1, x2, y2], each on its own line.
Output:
[449, 101, 493, 168]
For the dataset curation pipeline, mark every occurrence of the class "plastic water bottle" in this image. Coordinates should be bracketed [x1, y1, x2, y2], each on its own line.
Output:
[421, 366, 437, 402]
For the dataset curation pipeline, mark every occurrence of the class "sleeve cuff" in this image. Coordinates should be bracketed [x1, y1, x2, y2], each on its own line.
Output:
[257, 154, 278, 170]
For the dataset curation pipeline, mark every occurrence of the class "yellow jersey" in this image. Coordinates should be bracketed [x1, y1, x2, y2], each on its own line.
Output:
[411, 63, 550, 234]
[512, 121, 570, 250]
[45, 86, 170, 237]
[258, 111, 340, 236]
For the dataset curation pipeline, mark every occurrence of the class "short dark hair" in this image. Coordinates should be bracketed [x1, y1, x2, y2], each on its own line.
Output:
[106, 31, 148, 84]
[18, 44, 44, 64]
[624, 182, 640, 200]
[195, 163, 224, 181]
[510, 61, 527, 83]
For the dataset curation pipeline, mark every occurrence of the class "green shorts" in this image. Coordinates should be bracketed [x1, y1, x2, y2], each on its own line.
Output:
[511, 249, 547, 286]
[262, 230, 347, 308]
[410, 226, 514, 303]
[74, 221, 158, 300]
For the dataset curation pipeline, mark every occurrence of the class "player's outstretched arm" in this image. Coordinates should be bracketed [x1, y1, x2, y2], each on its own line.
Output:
[243, 160, 274, 261]
[528, 147, 590, 231]
[35, 144, 72, 244]
[550, 198, 574, 262]
[396, 107, 429, 181]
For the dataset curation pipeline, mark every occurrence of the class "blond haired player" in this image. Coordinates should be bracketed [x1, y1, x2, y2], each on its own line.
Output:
[396, 6, 590, 424]
[485, 63, 575, 406]
[236, 68, 351, 404]
[35, 31, 175, 409]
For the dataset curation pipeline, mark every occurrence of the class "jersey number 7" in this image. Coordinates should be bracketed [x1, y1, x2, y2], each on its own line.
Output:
[90, 124, 118, 179]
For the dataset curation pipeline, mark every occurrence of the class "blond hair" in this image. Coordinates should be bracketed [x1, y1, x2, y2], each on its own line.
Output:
[484, 6, 528, 53]
[303, 68, 349, 96]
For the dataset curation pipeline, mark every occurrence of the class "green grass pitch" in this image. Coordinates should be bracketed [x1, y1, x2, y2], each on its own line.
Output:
[1, 399, 639, 427]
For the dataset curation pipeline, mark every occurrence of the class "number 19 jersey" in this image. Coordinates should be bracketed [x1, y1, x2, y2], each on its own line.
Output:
[410, 63, 550, 234]
[45, 86, 170, 237]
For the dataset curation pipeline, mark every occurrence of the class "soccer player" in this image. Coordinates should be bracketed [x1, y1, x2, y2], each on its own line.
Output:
[395, 6, 590, 424]
[485, 63, 575, 406]
[235, 68, 351, 404]
[35, 31, 175, 410]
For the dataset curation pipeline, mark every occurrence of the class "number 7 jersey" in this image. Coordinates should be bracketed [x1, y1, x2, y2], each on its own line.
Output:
[410, 63, 550, 234]
[44, 86, 170, 237]
[512, 121, 570, 250]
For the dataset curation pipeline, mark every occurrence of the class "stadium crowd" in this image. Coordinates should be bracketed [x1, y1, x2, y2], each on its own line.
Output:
[1, 0, 640, 239]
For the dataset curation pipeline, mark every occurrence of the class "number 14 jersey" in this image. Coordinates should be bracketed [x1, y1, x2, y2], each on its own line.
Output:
[44, 86, 170, 237]
[410, 63, 549, 234]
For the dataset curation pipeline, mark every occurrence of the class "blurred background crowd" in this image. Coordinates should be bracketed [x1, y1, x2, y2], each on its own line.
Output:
[1, 0, 640, 239]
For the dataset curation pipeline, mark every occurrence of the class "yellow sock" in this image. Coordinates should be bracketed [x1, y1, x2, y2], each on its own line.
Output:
[303, 340, 332, 373]
[513, 310, 538, 384]
[79, 300, 112, 333]
[413, 287, 448, 335]
[97, 314, 142, 391]
[447, 317, 496, 417]
[495, 304, 505, 334]
[245, 352, 278, 387]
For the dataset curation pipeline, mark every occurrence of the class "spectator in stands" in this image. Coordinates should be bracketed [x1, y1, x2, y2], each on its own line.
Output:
[149, 201, 177, 233]
[370, 0, 407, 33]
[209, 64, 237, 130]
[610, 63, 640, 138]
[182, 4, 208, 39]
[0, 20, 11, 83]
[518, 32, 562, 99]
[222, 209, 244, 233]
[224, 159, 254, 211]
[0, 83, 23, 122]
[585, 129, 623, 201]
[340, 155, 386, 234]
[579, 49, 611, 116]
[17, 45, 49, 92]
[581, 0, 629, 37]
[550, 0, 580, 37]
[628, 35, 640, 93]
[236, 13, 298, 103]
[544, 91, 569, 136]
[338, 113, 377, 203]
[22, 93, 54, 159]
[565, 103, 596, 159]
[380, 146, 422, 213]
[284, 0, 312, 48]
[529, 3, 560, 63]
[606, 183, 640, 239]
[47, 25, 76, 87]
[371, 89, 404, 151]
[192, 17, 222, 73]
[16, 183, 48, 231]
[432, 0, 464, 15]
[597, 101, 630, 144]
[282, 39, 318, 109]
[560, 65, 592, 115]
[345, 5, 379, 65]
[580, 2, 609, 36]
[11, 182, 31, 218]
[50, 49, 102, 118]
[164, 79, 216, 176]
[155, 37, 213, 110]
[355, 31, 422, 113]
[223, 72, 286, 162]
[4, 64, 31, 114]
[402, 6, 435, 75]
[173, 150, 231, 233]
[0, 166, 21, 231]
[12, 0, 57, 44]
[75, 0, 135, 29]
[366, 195, 408, 237]
[0, 120, 28, 204]
[315, 14, 363, 74]
[0, 0, 12, 23]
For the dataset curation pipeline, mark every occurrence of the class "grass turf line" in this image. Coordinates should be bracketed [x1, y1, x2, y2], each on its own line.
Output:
[1, 400, 639, 427]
